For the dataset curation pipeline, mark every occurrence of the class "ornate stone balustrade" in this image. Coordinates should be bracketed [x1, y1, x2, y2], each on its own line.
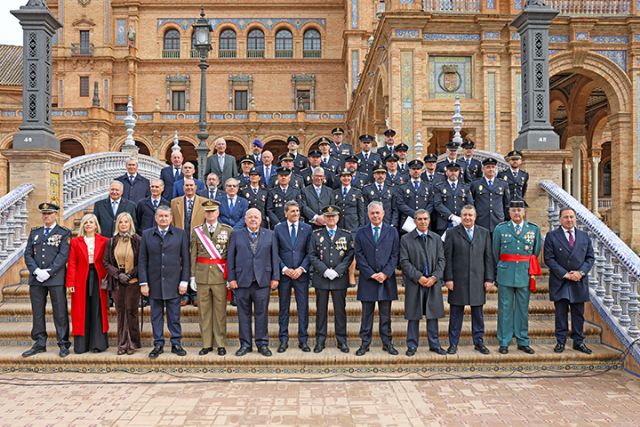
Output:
[63, 153, 165, 220]
[0, 184, 33, 278]
[548, 0, 631, 16]
[540, 180, 640, 365]
[422, 0, 481, 13]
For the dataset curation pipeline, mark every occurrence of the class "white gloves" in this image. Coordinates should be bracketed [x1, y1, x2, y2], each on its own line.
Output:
[34, 268, 51, 283]
[449, 215, 462, 227]
[189, 277, 197, 292]
[323, 269, 339, 280]
[179, 281, 188, 292]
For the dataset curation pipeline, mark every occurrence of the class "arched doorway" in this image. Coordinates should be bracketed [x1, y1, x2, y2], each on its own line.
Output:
[60, 139, 85, 158]
[164, 140, 197, 164]
[225, 139, 246, 160]
[263, 139, 287, 159]
[135, 140, 151, 156]
[426, 130, 470, 155]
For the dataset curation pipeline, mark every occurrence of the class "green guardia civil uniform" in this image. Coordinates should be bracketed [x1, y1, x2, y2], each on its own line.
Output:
[492, 220, 542, 347]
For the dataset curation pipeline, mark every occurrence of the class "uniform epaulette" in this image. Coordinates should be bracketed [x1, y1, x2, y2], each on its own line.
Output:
[32, 226, 43, 230]
[527, 221, 539, 228]
[313, 229, 324, 235]
[59, 226, 70, 232]
[496, 221, 510, 227]
[220, 223, 233, 230]
[339, 228, 351, 234]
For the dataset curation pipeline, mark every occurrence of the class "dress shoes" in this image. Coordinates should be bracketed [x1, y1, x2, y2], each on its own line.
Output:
[298, 342, 311, 352]
[406, 347, 417, 357]
[235, 346, 252, 356]
[217, 347, 227, 356]
[199, 347, 213, 356]
[337, 342, 350, 353]
[192, 298, 199, 307]
[573, 343, 593, 354]
[383, 343, 399, 355]
[230, 295, 237, 307]
[498, 346, 509, 354]
[446, 345, 458, 355]
[429, 347, 447, 355]
[355, 345, 369, 356]
[22, 346, 45, 358]
[517, 345, 535, 354]
[149, 346, 164, 358]
[180, 296, 189, 306]
[554, 342, 565, 353]
[313, 343, 325, 353]
[59, 347, 70, 358]
[126, 349, 135, 355]
[117, 348, 127, 355]
[474, 344, 490, 355]
[277, 341, 288, 353]
[258, 346, 272, 357]
[171, 345, 187, 356]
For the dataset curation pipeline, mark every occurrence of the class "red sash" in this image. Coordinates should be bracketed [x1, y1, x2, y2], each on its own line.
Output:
[499, 254, 542, 292]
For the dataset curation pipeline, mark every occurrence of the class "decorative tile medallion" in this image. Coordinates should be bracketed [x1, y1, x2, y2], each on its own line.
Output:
[429, 56, 473, 99]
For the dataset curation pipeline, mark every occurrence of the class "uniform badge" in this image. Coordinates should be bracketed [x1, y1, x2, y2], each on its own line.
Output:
[406, 189, 411, 194]
[442, 188, 447, 194]
[245, 193, 250, 198]
[339, 251, 345, 256]
[274, 194, 279, 200]
[34, 235, 38, 241]
[371, 191, 375, 196]
[335, 237, 347, 251]
[217, 230, 229, 244]
[319, 236, 324, 243]
[524, 245, 530, 250]
[478, 185, 483, 191]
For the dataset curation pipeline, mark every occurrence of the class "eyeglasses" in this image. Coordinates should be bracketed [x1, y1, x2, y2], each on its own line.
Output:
[226, 184, 238, 188]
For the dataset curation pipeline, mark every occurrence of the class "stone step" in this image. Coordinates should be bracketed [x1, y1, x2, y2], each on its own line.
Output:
[0, 299, 559, 323]
[0, 343, 621, 377]
[0, 318, 603, 348]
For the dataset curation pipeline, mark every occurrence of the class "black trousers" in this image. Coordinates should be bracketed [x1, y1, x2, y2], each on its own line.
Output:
[554, 299, 585, 345]
[359, 300, 392, 348]
[278, 278, 309, 344]
[315, 288, 347, 346]
[29, 285, 70, 349]
[448, 304, 485, 347]
[236, 281, 270, 348]
[150, 296, 182, 347]
[407, 318, 440, 349]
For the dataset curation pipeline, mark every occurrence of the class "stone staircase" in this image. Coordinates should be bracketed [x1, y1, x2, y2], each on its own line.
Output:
[0, 271, 623, 376]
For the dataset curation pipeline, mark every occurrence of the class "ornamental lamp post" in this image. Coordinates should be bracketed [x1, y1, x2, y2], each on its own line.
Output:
[192, 8, 212, 181]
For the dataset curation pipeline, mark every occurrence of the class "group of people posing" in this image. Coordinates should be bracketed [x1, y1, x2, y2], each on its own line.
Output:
[22, 127, 595, 360]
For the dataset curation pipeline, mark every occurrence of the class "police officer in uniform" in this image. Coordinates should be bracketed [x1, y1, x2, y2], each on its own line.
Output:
[286, 135, 309, 172]
[395, 143, 410, 174]
[266, 167, 303, 226]
[436, 141, 467, 178]
[308, 206, 355, 353]
[363, 165, 397, 227]
[235, 155, 255, 187]
[190, 200, 234, 356]
[23, 202, 72, 358]
[432, 163, 474, 236]
[459, 140, 483, 183]
[356, 134, 382, 178]
[421, 153, 444, 186]
[470, 157, 510, 233]
[377, 129, 397, 160]
[333, 168, 366, 232]
[384, 154, 408, 187]
[241, 168, 269, 228]
[269, 153, 306, 190]
[493, 200, 542, 355]
[497, 150, 530, 203]
[343, 155, 370, 190]
[318, 137, 341, 174]
[330, 127, 353, 159]
[396, 160, 433, 231]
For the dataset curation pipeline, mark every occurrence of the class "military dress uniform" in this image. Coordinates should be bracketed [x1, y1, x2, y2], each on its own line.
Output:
[241, 171, 269, 228]
[266, 181, 303, 226]
[190, 201, 234, 355]
[470, 174, 511, 233]
[333, 182, 366, 232]
[432, 179, 474, 235]
[356, 150, 382, 178]
[493, 213, 542, 352]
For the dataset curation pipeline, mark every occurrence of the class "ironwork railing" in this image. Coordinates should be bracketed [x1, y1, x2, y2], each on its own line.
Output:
[218, 49, 237, 58]
[0, 184, 33, 278]
[599, 198, 612, 209]
[303, 50, 321, 58]
[63, 153, 165, 219]
[422, 0, 481, 13]
[247, 49, 265, 58]
[548, 0, 631, 16]
[541, 180, 640, 365]
[275, 50, 293, 58]
[162, 49, 181, 59]
[70, 43, 95, 56]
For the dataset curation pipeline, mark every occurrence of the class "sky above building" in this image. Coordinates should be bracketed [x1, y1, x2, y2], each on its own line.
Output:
[0, 1, 30, 46]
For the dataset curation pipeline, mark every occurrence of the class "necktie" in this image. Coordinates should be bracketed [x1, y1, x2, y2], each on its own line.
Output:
[467, 159, 471, 168]
[451, 182, 456, 192]
[174, 168, 179, 180]
[152, 199, 159, 209]
[291, 223, 297, 246]
[251, 231, 258, 241]
[112, 201, 118, 216]
[420, 234, 430, 276]
[427, 175, 432, 182]
[378, 184, 383, 192]
[373, 226, 380, 242]
[187, 199, 193, 218]
[343, 188, 348, 198]
[209, 190, 215, 200]
[209, 225, 215, 234]
[488, 180, 493, 188]
[390, 174, 395, 181]
[328, 229, 335, 239]
[364, 153, 369, 161]
[513, 171, 518, 179]
[568, 230, 575, 248]
[160, 229, 167, 238]
[414, 181, 420, 191]
[253, 188, 258, 195]
[218, 155, 224, 170]
[316, 187, 321, 198]
[466, 228, 473, 240]
[129, 175, 135, 185]
[44, 227, 50, 237]
[229, 198, 235, 211]
[515, 224, 521, 235]
[265, 167, 270, 180]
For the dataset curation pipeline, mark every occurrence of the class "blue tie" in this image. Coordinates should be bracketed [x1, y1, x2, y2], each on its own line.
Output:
[421, 234, 429, 276]
[414, 181, 419, 191]
[251, 231, 258, 241]
[112, 201, 118, 216]
[44, 227, 50, 237]
[174, 169, 179, 180]
[343, 188, 348, 198]
[152, 200, 159, 209]
[160, 229, 167, 238]
[316, 187, 321, 198]
[466, 228, 473, 240]
[187, 199, 193, 218]
[488, 179, 493, 188]
[209, 190, 215, 200]
[328, 229, 335, 239]
[451, 182, 456, 192]
[229, 198, 234, 211]
[291, 223, 297, 246]
[515, 224, 521, 234]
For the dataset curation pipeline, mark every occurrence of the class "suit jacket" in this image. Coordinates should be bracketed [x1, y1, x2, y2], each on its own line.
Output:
[24, 224, 71, 287]
[160, 165, 183, 200]
[273, 221, 312, 285]
[227, 227, 280, 288]
[301, 184, 333, 224]
[259, 164, 278, 187]
[197, 188, 223, 200]
[116, 173, 151, 203]
[170, 195, 207, 233]
[138, 225, 190, 299]
[544, 227, 595, 303]
[205, 153, 238, 184]
[136, 196, 170, 234]
[190, 222, 234, 285]
[399, 229, 445, 320]
[94, 197, 138, 238]
[355, 224, 399, 302]
[308, 227, 354, 290]
[218, 195, 249, 229]
[444, 225, 494, 306]
[172, 178, 205, 199]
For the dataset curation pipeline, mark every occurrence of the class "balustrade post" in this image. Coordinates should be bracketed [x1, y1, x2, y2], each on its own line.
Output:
[610, 261, 623, 317]
[588, 237, 600, 290]
[619, 270, 631, 327]
[602, 252, 614, 306]
[0, 211, 8, 261]
[628, 277, 640, 338]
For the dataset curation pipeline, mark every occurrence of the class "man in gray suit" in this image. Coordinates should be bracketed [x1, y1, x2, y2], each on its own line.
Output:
[301, 167, 333, 227]
[204, 137, 238, 184]
[399, 209, 446, 356]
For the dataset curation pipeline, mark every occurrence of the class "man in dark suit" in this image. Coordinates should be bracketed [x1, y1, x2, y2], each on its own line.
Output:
[160, 150, 184, 200]
[396, 160, 433, 231]
[266, 167, 303, 226]
[136, 178, 170, 234]
[116, 158, 151, 203]
[354, 201, 400, 356]
[227, 208, 280, 357]
[259, 150, 277, 187]
[139, 206, 190, 358]
[218, 178, 249, 229]
[384, 154, 408, 187]
[544, 207, 595, 354]
[286, 135, 309, 172]
[273, 201, 313, 353]
[241, 168, 269, 228]
[436, 141, 467, 177]
[300, 150, 337, 189]
[444, 205, 494, 355]
[204, 137, 238, 184]
[318, 137, 341, 174]
[308, 206, 355, 353]
[459, 140, 483, 183]
[343, 155, 370, 190]
[94, 181, 138, 238]
[172, 162, 205, 198]
[399, 209, 446, 356]
[250, 139, 264, 167]
[301, 167, 333, 227]
[421, 153, 444, 186]
[497, 150, 529, 203]
[197, 173, 222, 200]
[22, 202, 71, 358]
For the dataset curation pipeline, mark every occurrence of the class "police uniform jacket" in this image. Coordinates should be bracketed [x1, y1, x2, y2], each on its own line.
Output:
[307, 228, 354, 290]
[459, 158, 483, 183]
[301, 184, 333, 224]
[492, 221, 542, 288]
[396, 180, 433, 227]
[356, 151, 382, 178]
[436, 158, 468, 177]
[385, 170, 408, 187]
[266, 185, 303, 226]
[333, 186, 366, 231]
[350, 171, 371, 190]
[24, 224, 71, 287]
[268, 173, 305, 191]
[291, 153, 309, 172]
[355, 224, 399, 302]
[320, 156, 341, 174]
[362, 183, 398, 226]
[421, 171, 445, 187]
[190, 222, 233, 285]
[331, 143, 353, 159]
[497, 169, 529, 201]
[377, 145, 396, 161]
[241, 184, 269, 227]
[470, 177, 510, 232]
[432, 180, 474, 231]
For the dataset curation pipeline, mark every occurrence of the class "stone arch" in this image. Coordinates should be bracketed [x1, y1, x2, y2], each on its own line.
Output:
[373, 78, 386, 135]
[241, 22, 269, 38]
[161, 137, 198, 163]
[273, 22, 296, 37]
[213, 23, 241, 39]
[223, 139, 247, 159]
[60, 139, 86, 158]
[589, 111, 610, 150]
[56, 133, 89, 154]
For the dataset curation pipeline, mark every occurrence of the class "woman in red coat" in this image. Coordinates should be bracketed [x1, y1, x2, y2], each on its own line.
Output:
[66, 213, 109, 353]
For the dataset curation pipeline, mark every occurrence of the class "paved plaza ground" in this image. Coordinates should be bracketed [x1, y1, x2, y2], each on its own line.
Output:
[0, 370, 639, 426]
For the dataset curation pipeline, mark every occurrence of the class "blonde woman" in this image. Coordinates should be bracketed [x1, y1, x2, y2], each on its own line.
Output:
[103, 212, 142, 355]
[66, 213, 109, 354]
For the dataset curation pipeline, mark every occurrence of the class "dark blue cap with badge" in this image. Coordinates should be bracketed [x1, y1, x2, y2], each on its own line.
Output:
[461, 140, 475, 149]
[445, 162, 460, 170]
[359, 134, 375, 143]
[373, 165, 387, 174]
[506, 150, 523, 160]
[344, 155, 359, 164]
[408, 159, 424, 169]
[509, 199, 527, 208]
[322, 205, 341, 216]
[240, 155, 255, 164]
[385, 154, 399, 162]
[423, 153, 438, 163]
[249, 167, 261, 176]
[308, 149, 322, 158]
[318, 137, 331, 145]
[482, 157, 498, 166]
[38, 202, 59, 213]
[446, 141, 460, 150]
[276, 167, 292, 175]
[395, 143, 409, 152]
[331, 127, 345, 135]
[339, 168, 353, 176]
[287, 135, 300, 144]
[279, 153, 295, 163]
[383, 129, 396, 137]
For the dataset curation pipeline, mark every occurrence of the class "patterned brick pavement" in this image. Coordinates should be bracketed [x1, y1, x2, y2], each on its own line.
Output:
[0, 370, 639, 426]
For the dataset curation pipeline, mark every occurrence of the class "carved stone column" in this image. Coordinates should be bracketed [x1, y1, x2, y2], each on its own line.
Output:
[591, 149, 601, 217]
[568, 136, 584, 202]
[563, 158, 572, 194]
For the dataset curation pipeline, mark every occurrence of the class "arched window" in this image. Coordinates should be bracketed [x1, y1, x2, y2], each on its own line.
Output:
[219, 29, 237, 58]
[303, 29, 321, 58]
[247, 28, 265, 58]
[275, 29, 293, 58]
[163, 29, 180, 58]
[603, 160, 611, 197]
